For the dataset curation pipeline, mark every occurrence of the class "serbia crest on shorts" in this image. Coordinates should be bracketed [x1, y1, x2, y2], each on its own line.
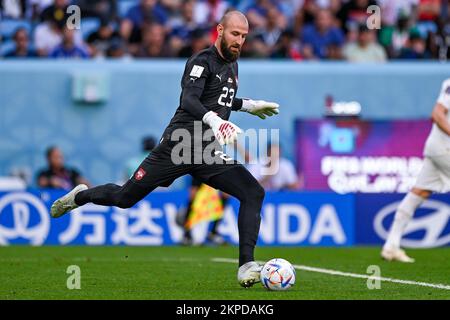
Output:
[135, 167, 146, 181]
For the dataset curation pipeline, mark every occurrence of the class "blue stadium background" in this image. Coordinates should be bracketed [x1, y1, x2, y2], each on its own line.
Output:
[1, 61, 449, 185]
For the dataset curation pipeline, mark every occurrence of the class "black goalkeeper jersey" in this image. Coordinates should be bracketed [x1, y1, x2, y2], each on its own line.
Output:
[162, 45, 243, 142]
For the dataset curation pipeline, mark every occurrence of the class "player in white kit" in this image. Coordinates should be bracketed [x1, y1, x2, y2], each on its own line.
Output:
[382, 78, 450, 262]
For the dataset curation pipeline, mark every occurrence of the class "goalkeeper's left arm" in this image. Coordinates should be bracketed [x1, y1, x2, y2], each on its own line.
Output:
[232, 98, 279, 119]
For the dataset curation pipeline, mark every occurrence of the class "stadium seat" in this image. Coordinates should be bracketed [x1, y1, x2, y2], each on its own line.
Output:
[0, 177, 26, 191]
[80, 18, 101, 40]
[0, 19, 32, 40]
[0, 40, 16, 56]
[118, 0, 138, 17]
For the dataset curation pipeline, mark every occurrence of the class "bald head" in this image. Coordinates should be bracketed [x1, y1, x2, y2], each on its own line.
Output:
[219, 10, 248, 28]
[216, 11, 248, 62]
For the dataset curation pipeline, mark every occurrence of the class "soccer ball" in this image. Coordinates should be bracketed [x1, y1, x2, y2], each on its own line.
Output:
[260, 258, 296, 291]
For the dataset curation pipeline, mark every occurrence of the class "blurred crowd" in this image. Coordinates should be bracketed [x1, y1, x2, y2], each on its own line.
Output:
[1, 0, 449, 61]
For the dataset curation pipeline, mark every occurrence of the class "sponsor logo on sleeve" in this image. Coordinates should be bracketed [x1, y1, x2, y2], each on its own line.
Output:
[190, 65, 204, 78]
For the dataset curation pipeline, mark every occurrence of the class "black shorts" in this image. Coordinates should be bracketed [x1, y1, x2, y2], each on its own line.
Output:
[129, 134, 244, 190]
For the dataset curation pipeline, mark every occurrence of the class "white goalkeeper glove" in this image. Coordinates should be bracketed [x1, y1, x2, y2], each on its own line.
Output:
[203, 111, 242, 146]
[240, 99, 279, 119]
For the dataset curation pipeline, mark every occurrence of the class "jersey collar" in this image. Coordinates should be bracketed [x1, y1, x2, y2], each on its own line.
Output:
[212, 45, 231, 64]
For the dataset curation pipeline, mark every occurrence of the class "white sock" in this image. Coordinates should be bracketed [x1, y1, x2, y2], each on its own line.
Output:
[383, 192, 425, 250]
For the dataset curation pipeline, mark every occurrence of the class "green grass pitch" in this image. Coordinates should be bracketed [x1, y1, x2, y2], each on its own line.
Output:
[0, 246, 449, 299]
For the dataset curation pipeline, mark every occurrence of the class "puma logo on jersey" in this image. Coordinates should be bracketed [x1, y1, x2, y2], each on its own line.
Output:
[216, 74, 222, 82]
[227, 77, 233, 83]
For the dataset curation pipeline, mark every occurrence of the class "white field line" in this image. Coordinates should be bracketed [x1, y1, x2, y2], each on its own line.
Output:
[212, 258, 450, 291]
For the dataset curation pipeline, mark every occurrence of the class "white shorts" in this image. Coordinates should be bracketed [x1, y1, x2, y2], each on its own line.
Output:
[415, 155, 450, 193]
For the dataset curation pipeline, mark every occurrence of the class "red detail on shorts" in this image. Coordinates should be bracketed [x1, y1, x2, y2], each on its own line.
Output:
[135, 168, 146, 181]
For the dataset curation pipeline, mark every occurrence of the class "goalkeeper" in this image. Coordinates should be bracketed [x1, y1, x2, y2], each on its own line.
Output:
[50, 10, 279, 288]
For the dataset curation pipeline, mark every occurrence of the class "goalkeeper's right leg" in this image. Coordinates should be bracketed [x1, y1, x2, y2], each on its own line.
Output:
[74, 180, 152, 208]
[50, 180, 151, 218]
[50, 184, 88, 218]
[51, 149, 184, 217]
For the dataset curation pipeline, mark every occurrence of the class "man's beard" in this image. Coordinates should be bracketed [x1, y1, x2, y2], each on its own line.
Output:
[220, 37, 240, 62]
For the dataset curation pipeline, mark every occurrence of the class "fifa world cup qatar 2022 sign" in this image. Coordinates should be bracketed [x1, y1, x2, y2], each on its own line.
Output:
[295, 119, 432, 193]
